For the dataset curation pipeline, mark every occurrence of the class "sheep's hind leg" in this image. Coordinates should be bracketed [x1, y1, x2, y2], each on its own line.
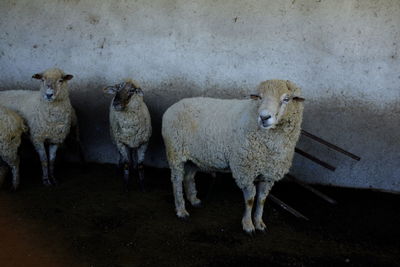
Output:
[10, 158, 20, 190]
[2, 155, 20, 190]
[171, 163, 189, 219]
[253, 179, 274, 231]
[183, 166, 201, 207]
[240, 183, 257, 234]
[0, 164, 7, 188]
[34, 142, 51, 186]
[117, 142, 131, 190]
[136, 143, 148, 192]
[48, 144, 59, 185]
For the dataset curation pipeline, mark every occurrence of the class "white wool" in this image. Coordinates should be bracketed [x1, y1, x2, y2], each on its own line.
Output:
[162, 79, 304, 232]
[0, 106, 27, 189]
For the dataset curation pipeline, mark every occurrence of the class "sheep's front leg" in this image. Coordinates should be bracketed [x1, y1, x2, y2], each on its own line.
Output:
[136, 143, 148, 191]
[49, 144, 59, 185]
[116, 142, 131, 188]
[253, 180, 274, 231]
[241, 184, 256, 234]
[34, 142, 51, 186]
[171, 163, 189, 219]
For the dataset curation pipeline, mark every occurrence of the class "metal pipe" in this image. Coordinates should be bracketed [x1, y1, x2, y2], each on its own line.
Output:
[295, 148, 336, 172]
[269, 194, 309, 221]
[301, 130, 361, 161]
[286, 174, 337, 205]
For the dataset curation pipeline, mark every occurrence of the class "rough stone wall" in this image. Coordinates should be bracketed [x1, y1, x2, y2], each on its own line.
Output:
[0, 0, 399, 192]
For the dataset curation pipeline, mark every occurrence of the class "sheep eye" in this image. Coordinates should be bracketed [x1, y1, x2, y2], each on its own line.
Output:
[283, 96, 290, 102]
[58, 79, 63, 83]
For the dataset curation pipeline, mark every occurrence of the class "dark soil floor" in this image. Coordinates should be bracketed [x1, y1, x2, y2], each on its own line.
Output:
[0, 162, 399, 267]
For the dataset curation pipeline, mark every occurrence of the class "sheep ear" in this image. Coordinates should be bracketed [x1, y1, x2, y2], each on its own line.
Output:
[63, 74, 73, 81]
[286, 80, 294, 91]
[250, 94, 262, 100]
[103, 86, 118, 95]
[292, 96, 305, 102]
[32, 73, 43, 80]
[136, 88, 144, 97]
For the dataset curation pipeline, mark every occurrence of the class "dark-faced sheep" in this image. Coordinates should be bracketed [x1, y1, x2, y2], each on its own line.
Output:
[103, 80, 152, 190]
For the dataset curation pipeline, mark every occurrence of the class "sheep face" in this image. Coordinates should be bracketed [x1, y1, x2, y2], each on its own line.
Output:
[32, 68, 73, 102]
[252, 80, 304, 130]
[103, 81, 143, 111]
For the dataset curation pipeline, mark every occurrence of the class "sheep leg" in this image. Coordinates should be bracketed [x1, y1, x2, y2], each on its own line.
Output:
[136, 144, 148, 191]
[253, 180, 274, 231]
[10, 158, 20, 190]
[241, 184, 256, 234]
[183, 167, 201, 207]
[34, 142, 51, 186]
[117, 142, 131, 189]
[171, 163, 189, 219]
[48, 144, 59, 185]
[0, 164, 7, 188]
[2, 156, 20, 190]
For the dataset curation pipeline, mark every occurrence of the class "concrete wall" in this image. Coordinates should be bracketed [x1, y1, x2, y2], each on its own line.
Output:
[0, 0, 399, 192]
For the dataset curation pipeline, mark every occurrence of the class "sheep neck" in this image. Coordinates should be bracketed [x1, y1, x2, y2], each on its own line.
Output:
[252, 103, 303, 145]
[124, 95, 143, 113]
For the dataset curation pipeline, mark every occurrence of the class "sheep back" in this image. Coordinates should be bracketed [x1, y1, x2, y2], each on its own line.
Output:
[162, 96, 303, 187]
[0, 90, 73, 145]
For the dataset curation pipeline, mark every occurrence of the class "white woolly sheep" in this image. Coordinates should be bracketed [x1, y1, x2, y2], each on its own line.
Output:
[0, 106, 27, 190]
[0, 68, 74, 186]
[103, 79, 152, 190]
[162, 80, 305, 233]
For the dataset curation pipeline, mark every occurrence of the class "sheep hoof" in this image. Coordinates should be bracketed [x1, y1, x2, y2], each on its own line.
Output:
[124, 183, 132, 193]
[255, 221, 267, 232]
[177, 210, 190, 220]
[138, 181, 146, 192]
[11, 184, 19, 192]
[43, 179, 52, 187]
[242, 221, 256, 234]
[244, 228, 256, 237]
[192, 201, 203, 208]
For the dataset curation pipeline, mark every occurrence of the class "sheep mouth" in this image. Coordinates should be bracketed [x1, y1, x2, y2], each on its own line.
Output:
[113, 105, 125, 111]
[258, 118, 274, 129]
[43, 95, 55, 102]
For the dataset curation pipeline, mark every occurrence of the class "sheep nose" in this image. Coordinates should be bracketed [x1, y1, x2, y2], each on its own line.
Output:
[46, 93, 53, 98]
[260, 115, 271, 121]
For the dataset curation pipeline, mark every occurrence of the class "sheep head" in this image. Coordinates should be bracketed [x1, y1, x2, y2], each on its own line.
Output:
[103, 79, 143, 111]
[32, 68, 73, 102]
[251, 80, 304, 129]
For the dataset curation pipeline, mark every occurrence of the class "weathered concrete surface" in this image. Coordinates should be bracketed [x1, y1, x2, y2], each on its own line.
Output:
[0, 0, 399, 192]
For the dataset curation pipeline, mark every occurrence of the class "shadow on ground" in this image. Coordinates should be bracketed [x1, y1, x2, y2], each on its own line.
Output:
[0, 162, 399, 267]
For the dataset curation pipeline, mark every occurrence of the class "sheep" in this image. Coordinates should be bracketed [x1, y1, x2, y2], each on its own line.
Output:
[0, 106, 28, 190]
[103, 79, 152, 190]
[0, 68, 74, 186]
[162, 80, 305, 233]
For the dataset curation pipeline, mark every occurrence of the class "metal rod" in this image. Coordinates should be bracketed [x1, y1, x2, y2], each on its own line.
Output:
[269, 194, 309, 221]
[301, 130, 361, 161]
[295, 148, 336, 172]
[286, 174, 337, 205]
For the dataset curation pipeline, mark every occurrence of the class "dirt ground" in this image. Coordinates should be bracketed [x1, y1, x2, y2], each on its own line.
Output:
[0, 162, 399, 267]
